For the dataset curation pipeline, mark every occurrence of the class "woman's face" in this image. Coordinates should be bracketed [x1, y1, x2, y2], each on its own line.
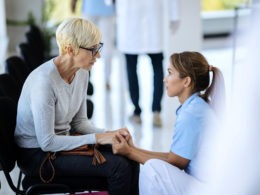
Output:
[74, 43, 101, 71]
[163, 63, 187, 97]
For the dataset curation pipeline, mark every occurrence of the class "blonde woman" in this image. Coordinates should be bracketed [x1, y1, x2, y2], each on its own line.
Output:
[15, 18, 139, 195]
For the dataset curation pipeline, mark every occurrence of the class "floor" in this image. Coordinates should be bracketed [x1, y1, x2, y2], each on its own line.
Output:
[0, 35, 236, 194]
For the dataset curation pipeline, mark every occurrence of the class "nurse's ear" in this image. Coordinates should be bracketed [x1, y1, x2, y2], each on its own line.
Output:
[183, 76, 192, 88]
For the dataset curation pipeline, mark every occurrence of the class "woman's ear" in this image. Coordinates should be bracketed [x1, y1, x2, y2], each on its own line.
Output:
[65, 45, 75, 56]
[184, 76, 192, 88]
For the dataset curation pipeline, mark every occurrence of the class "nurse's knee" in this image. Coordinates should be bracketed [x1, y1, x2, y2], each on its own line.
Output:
[141, 159, 163, 177]
[143, 159, 164, 170]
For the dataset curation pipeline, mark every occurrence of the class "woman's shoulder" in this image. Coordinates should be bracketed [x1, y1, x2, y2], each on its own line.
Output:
[25, 60, 55, 86]
[180, 96, 213, 120]
[29, 59, 55, 77]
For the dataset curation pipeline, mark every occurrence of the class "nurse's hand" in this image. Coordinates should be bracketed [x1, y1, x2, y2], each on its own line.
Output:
[112, 134, 132, 156]
[96, 127, 131, 145]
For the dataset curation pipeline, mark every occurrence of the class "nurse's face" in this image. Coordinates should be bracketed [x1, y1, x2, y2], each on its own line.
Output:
[163, 64, 187, 97]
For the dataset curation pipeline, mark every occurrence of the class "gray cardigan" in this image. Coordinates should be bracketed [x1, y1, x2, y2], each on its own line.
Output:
[15, 59, 105, 152]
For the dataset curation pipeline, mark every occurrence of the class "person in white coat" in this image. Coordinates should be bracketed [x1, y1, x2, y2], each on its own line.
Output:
[116, 0, 180, 126]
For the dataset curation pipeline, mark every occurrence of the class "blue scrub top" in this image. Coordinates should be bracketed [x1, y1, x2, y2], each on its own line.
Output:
[171, 93, 216, 179]
[82, 0, 115, 16]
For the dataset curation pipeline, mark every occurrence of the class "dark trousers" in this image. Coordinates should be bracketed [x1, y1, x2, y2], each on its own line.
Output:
[125, 53, 164, 115]
[17, 145, 139, 195]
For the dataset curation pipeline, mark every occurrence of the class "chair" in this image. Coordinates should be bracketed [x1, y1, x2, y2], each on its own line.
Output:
[25, 25, 45, 56]
[0, 73, 20, 105]
[25, 25, 46, 63]
[0, 97, 108, 195]
[87, 99, 94, 119]
[5, 56, 30, 91]
[19, 43, 43, 72]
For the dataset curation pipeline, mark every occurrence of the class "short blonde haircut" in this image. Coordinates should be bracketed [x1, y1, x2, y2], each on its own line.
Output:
[56, 17, 102, 55]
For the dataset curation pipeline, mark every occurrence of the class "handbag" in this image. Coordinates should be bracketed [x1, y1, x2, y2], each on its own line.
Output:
[39, 140, 106, 183]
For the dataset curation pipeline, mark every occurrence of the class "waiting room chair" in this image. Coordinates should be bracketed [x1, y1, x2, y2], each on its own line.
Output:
[5, 56, 30, 91]
[25, 25, 45, 57]
[19, 42, 43, 72]
[0, 73, 20, 105]
[0, 97, 108, 195]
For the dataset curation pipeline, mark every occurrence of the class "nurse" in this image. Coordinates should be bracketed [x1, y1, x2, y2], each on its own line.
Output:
[112, 51, 225, 195]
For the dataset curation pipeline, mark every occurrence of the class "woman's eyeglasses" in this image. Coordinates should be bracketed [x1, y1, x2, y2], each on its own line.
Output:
[80, 42, 104, 57]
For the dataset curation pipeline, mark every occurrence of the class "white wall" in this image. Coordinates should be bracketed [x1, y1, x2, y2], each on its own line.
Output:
[164, 0, 202, 56]
[0, 0, 7, 72]
[5, 0, 43, 53]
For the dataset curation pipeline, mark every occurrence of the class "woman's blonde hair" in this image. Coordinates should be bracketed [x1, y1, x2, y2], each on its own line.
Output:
[56, 17, 102, 55]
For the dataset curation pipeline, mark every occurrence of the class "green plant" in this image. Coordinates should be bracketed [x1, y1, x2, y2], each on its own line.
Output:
[6, 1, 58, 56]
[41, 0, 58, 56]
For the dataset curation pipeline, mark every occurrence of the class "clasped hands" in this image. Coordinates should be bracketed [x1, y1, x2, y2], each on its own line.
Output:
[96, 128, 133, 156]
[111, 128, 134, 156]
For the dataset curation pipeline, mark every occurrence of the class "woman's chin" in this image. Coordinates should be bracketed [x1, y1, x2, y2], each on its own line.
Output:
[83, 64, 93, 71]
[166, 91, 174, 97]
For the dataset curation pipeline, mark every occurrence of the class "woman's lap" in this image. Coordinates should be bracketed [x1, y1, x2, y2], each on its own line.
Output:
[18, 145, 140, 195]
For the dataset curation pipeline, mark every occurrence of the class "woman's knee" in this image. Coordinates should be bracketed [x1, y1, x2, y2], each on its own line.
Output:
[109, 156, 133, 178]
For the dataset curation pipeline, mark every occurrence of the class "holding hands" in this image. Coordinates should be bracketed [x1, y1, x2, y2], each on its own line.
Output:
[96, 127, 135, 156]
[95, 127, 132, 145]
[112, 130, 134, 156]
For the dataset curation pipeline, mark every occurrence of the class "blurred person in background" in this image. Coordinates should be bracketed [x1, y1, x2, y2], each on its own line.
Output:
[71, 0, 116, 91]
[116, 0, 180, 126]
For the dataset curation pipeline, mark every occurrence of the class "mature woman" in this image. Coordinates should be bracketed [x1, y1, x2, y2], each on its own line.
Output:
[112, 51, 225, 195]
[14, 17, 139, 195]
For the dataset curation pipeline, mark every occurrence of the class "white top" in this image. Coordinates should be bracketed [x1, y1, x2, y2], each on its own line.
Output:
[116, 0, 179, 53]
[15, 59, 105, 152]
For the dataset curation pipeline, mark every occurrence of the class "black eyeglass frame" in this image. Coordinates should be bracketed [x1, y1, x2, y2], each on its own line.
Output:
[79, 42, 104, 56]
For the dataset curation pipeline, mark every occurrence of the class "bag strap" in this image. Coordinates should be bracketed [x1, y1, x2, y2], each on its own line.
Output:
[39, 145, 106, 183]
[39, 152, 56, 183]
[92, 146, 106, 165]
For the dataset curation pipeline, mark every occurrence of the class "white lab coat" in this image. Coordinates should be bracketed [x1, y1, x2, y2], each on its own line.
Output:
[116, 0, 179, 54]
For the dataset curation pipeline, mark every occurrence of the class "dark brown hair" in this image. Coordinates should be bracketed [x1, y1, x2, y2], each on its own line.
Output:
[170, 51, 225, 112]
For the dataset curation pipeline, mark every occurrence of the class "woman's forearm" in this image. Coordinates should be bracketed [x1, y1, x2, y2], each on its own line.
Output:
[126, 147, 169, 164]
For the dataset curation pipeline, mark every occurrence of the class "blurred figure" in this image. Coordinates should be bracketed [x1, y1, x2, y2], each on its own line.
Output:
[72, 0, 116, 90]
[194, 1, 260, 195]
[112, 51, 225, 195]
[116, 0, 180, 126]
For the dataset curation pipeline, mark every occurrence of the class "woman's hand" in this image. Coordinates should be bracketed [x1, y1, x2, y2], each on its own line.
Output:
[112, 133, 132, 156]
[117, 128, 134, 145]
[95, 127, 132, 145]
[115, 128, 135, 147]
